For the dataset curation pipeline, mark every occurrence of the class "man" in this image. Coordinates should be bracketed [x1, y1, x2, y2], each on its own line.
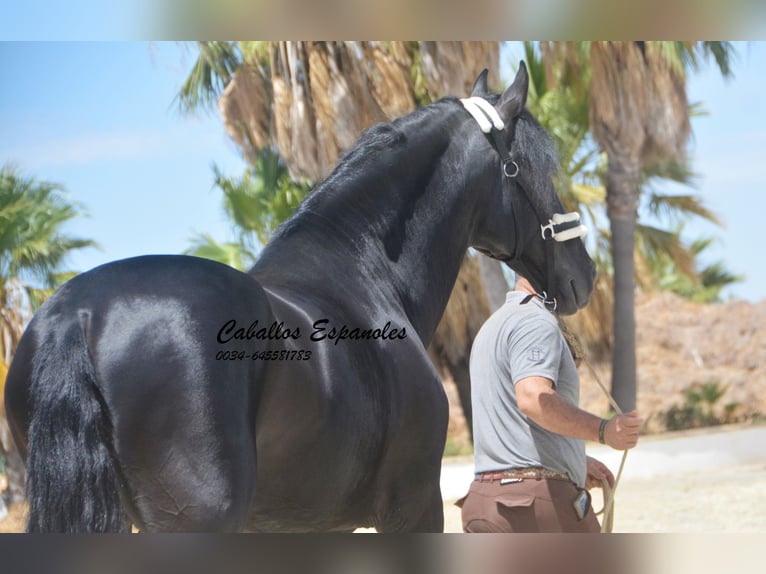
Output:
[459, 275, 643, 533]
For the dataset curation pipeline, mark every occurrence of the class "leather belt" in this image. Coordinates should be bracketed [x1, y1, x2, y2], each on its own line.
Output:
[476, 467, 571, 482]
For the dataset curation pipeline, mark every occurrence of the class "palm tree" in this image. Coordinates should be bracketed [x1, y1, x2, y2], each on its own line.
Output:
[0, 164, 97, 503]
[523, 43, 734, 362]
[179, 42, 504, 439]
[536, 41, 735, 411]
[180, 42, 499, 180]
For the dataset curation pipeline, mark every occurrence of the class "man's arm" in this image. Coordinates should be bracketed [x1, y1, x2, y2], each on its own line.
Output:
[515, 376, 642, 450]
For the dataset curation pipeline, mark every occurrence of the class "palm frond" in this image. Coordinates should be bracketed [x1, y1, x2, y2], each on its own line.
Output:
[642, 158, 697, 187]
[646, 193, 721, 226]
[238, 42, 271, 66]
[571, 183, 606, 206]
[177, 42, 242, 114]
[214, 150, 310, 246]
[699, 261, 744, 292]
[636, 223, 696, 279]
[0, 165, 97, 285]
[0, 165, 95, 356]
[523, 41, 547, 100]
[184, 233, 253, 271]
[688, 101, 709, 119]
[701, 41, 736, 79]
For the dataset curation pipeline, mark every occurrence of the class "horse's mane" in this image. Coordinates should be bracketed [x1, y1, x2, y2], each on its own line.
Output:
[268, 98, 460, 243]
[321, 97, 460, 192]
[512, 108, 561, 212]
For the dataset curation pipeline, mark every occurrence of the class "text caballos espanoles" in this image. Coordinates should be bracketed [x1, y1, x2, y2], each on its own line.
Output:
[216, 319, 407, 346]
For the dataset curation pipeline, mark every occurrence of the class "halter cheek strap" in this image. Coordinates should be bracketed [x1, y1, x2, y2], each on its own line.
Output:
[460, 97, 588, 311]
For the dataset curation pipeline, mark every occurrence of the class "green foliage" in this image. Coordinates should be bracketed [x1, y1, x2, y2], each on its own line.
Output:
[665, 381, 740, 431]
[642, 232, 743, 302]
[237, 42, 271, 66]
[408, 43, 434, 106]
[645, 191, 720, 227]
[177, 41, 242, 114]
[216, 148, 311, 247]
[185, 149, 311, 268]
[185, 233, 254, 272]
[0, 165, 97, 291]
[671, 41, 737, 79]
[0, 164, 97, 362]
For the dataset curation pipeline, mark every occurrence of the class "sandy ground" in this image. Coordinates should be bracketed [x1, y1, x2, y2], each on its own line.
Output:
[0, 502, 24, 533]
[6, 464, 763, 534]
[438, 424, 766, 532]
[442, 461, 766, 533]
[4, 426, 766, 533]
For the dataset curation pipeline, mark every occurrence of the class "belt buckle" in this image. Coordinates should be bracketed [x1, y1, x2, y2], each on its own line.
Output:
[499, 477, 523, 485]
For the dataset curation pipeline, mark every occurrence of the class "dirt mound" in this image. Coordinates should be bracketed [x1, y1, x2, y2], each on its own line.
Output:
[580, 292, 766, 433]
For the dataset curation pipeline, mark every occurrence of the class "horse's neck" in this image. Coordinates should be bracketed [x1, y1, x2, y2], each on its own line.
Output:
[365, 146, 475, 343]
[255, 108, 477, 344]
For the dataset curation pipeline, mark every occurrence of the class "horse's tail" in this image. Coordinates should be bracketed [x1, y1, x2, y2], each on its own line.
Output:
[25, 319, 127, 532]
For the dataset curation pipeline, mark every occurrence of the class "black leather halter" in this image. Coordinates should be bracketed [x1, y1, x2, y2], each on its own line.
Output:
[461, 97, 587, 312]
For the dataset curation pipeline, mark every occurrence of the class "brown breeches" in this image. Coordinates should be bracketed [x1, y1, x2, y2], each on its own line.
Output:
[458, 478, 601, 533]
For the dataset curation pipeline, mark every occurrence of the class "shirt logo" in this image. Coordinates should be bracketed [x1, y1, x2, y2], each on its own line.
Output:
[529, 347, 544, 363]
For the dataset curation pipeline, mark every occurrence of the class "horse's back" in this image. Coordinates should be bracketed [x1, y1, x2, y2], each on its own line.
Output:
[7, 254, 272, 425]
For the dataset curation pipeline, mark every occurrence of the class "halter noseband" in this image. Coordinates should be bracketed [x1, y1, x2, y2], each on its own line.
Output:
[461, 97, 588, 311]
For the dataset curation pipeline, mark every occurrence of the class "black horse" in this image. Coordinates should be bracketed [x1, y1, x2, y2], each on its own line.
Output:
[4, 64, 595, 532]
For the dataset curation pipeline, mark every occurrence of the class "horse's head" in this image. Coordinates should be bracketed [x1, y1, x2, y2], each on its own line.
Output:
[465, 63, 596, 315]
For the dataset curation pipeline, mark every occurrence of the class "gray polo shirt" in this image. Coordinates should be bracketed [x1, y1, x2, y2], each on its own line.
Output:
[469, 291, 587, 487]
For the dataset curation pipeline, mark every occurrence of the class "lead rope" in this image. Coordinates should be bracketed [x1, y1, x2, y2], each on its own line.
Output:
[558, 318, 628, 533]
[582, 358, 629, 534]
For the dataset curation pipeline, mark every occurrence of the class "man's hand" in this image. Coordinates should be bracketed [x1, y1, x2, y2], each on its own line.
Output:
[585, 456, 614, 490]
[604, 410, 643, 450]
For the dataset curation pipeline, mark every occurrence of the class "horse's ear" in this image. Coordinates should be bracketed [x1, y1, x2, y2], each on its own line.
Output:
[470, 69, 490, 97]
[496, 61, 529, 121]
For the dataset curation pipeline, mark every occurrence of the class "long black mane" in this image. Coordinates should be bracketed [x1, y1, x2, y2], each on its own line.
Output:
[510, 108, 561, 213]
[253, 98, 461, 267]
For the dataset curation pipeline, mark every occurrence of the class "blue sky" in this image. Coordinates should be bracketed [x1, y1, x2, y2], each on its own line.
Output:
[0, 1, 145, 40]
[0, 41, 764, 302]
[0, 42, 247, 272]
[647, 41, 766, 303]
